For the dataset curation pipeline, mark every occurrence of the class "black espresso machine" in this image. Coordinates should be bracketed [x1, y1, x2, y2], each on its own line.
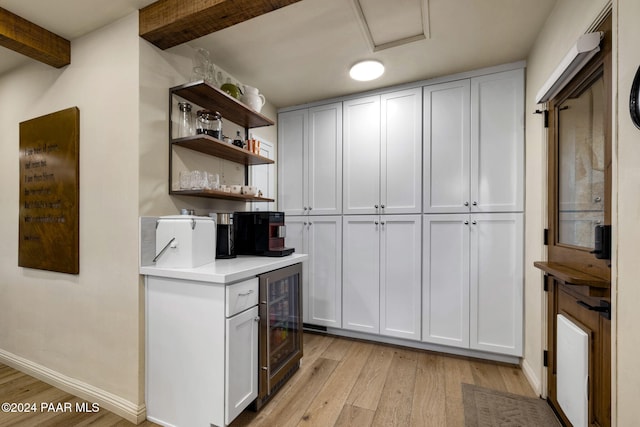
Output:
[234, 211, 294, 257]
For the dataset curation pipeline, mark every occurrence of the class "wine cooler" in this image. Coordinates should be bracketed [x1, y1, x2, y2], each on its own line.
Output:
[254, 263, 303, 409]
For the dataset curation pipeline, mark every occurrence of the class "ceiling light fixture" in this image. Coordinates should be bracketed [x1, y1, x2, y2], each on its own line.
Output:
[349, 60, 385, 81]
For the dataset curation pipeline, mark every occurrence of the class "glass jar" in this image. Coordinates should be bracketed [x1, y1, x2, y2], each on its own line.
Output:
[196, 110, 222, 140]
[176, 102, 194, 138]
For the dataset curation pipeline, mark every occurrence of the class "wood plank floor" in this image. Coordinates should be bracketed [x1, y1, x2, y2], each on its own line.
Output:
[0, 332, 537, 426]
[231, 332, 537, 427]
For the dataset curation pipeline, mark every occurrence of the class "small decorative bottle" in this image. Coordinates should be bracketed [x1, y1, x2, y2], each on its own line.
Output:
[232, 130, 244, 148]
[177, 102, 194, 138]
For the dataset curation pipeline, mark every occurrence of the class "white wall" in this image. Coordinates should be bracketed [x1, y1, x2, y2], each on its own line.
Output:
[0, 13, 143, 422]
[522, 0, 610, 396]
[613, 0, 640, 423]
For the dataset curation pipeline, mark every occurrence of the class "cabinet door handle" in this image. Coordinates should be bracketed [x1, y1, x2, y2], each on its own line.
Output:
[380, 221, 385, 225]
[303, 206, 308, 211]
[375, 204, 379, 209]
[374, 221, 379, 225]
[238, 290, 254, 296]
[308, 222, 313, 226]
[472, 220, 477, 225]
[472, 201, 478, 206]
[303, 222, 307, 226]
[464, 220, 469, 225]
[254, 316, 260, 322]
[381, 204, 385, 208]
[308, 206, 312, 211]
[464, 201, 469, 206]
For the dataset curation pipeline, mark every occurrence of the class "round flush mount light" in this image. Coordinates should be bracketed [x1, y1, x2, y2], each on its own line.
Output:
[349, 60, 385, 81]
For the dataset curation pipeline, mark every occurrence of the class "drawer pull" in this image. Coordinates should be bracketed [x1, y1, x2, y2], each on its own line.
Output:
[238, 290, 254, 297]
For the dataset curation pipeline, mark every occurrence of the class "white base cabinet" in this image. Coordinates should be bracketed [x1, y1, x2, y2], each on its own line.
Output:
[145, 276, 259, 427]
[285, 216, 342, 328]
[343, 215, 421, 340]
[423, 213, 523, 356]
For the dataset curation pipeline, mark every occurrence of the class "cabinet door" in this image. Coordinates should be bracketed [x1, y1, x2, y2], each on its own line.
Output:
[469, 213, 523, 356]
[308, 103, 343, 215]
[307, 216, 342, 327]
[225, 306, 259, 425]
[285, 216, 309, 323]
[422, 214, 470, 347]
[343, 96, 381, 214]
[343, 216, 380, 333]
[423, 80, 471, 213]
[380, 215, 421, 340]
[471, 69, 524, 212]
[278, 109, 308, 215]
[380, 88, 422, 214]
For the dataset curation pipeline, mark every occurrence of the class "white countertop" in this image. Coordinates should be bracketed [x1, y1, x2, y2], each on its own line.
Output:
[140, 253, 308, 284]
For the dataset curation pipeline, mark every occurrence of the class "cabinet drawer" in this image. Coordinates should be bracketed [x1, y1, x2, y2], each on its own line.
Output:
[226, 278, 259, 317]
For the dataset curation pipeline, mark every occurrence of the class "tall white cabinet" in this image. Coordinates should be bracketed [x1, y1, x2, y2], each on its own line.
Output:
[343, 88, 422, 215]
[422, 67, 524, 357]
[278, 63, 525, 361]
[278, 102, 342, 216]
[342, 215, 422, 341]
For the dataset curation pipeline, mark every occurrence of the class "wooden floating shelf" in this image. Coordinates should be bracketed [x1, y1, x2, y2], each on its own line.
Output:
[171, 81, 274, 129]
[171, 189, 274, 202]
[172, 135, 274, 166]
[533, 261, 610, 288]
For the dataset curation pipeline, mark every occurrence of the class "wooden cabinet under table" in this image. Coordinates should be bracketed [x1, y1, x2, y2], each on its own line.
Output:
[535, 262, 611, 427]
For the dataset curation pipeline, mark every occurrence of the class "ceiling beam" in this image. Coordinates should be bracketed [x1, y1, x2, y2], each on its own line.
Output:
[139, 0, 302, 50]
[0, 7, 70, 68]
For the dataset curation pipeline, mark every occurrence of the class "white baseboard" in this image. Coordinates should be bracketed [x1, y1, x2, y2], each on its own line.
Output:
[0, 348, 146, 424]
[324, 327, 521, 364]
[521, 358, 542, 397]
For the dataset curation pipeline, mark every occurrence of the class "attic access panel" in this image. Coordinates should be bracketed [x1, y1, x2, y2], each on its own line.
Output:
[352, 0, 430, 51]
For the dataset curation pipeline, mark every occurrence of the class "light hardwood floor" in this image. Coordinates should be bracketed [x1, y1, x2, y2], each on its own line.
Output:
[0, 332, 537, 427]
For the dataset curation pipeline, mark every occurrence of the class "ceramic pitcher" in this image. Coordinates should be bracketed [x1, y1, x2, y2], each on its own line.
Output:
[241, 85, 266, 112]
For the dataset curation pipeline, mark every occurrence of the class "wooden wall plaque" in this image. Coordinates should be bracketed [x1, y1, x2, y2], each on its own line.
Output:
[19, 107, 79, 274]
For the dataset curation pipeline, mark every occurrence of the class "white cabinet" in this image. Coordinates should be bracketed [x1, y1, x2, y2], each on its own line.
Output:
[422, 213, 523, 356]
[278, 109, 306, 215]
[423, 69, 524, 213]
[278, 102, 342, 215]
[343, 215, 421, 340]
[225, 305, 259, 425]
[285, 216, 342, 327]
[471, 69, 524, 212]
[422, 214, 470, 348]
[145, 276, 260, 427]
[344, 88, 422, 215]
[470, 212, 523, 355]
[423, 80, 471, 213]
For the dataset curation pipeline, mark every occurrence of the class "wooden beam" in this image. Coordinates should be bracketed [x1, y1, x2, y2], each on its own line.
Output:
[139, 0, 302, 50]
[0, 7, 70, 68]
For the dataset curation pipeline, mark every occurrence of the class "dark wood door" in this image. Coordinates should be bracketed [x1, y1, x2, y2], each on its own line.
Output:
[542, 12, 612, 427]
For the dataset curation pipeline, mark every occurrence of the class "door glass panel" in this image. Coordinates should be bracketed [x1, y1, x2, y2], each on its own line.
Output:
[268, 274, 301, 372]
[557, 74, 605, 248]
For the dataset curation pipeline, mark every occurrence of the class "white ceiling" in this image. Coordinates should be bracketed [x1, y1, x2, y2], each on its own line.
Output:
[0, 0, 557, 107]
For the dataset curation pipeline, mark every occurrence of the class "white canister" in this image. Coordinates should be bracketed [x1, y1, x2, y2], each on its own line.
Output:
[155, 215, 216, 268]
